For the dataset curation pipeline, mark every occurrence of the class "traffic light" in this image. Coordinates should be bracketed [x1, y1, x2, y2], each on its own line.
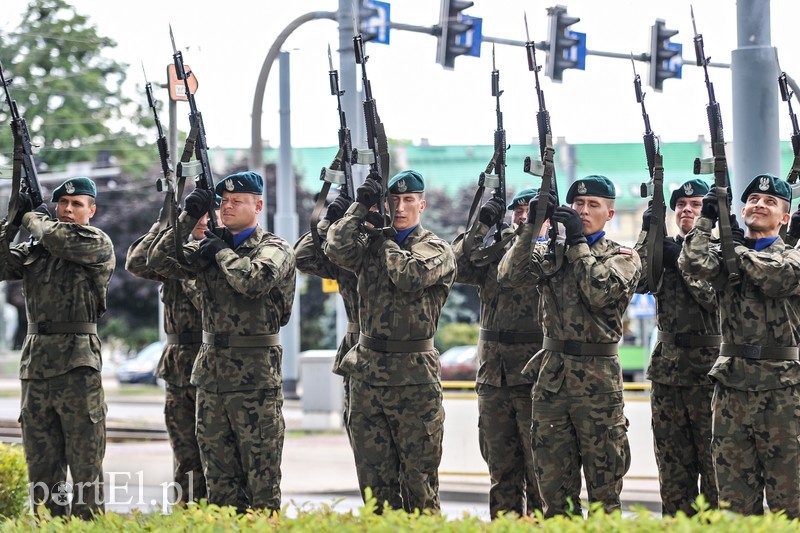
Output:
[545, 5, 586, 83]
[436, 0, 475, 70]
[649, 19, 682, 91]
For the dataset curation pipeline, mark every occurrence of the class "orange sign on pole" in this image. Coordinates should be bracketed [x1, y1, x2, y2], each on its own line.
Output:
[167, 64, 198, 102]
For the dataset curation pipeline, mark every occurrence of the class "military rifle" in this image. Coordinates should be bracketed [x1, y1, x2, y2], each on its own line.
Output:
[463, 45, 510, 265]
[0, 60, 44, 229]
[523, 13, 564, 274]
[690, 7, 739, 285]
[352, 9, 395, 236]
[169, 25, 219, 233]
[631, 56, 666, 293]
[311, 45, 356, 252]
[778, 71, 800, 193]
[143, 65, 178, 232]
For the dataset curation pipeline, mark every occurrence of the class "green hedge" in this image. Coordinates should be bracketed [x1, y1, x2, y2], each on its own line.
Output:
[0, 443, 28, 519]
[1, 493, 798, 532]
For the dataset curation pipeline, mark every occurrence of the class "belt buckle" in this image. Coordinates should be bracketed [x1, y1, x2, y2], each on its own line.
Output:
[674, 333, 690, 347]
[37, 321, 51, 334]
[741, 344, 762, 360]
[563, 340, 580, 355]
[214, 334, 229, 348]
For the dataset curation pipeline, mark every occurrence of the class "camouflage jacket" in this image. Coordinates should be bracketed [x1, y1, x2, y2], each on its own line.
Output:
[679, 216, 800, 391]
[0, 212, 114, 379]
[634, 230, 719, 386]
[147, 212, 296, 393]
[497, 223, 641, 396]
[125, 223, 203, 387]
[453, 223, 541, 387]
[294, 219, 359, 377]
[325, 202, 456, 386]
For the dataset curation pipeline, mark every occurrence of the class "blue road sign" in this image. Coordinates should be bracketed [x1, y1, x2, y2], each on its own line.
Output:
[566, 30, 587, 70]
[363, 0, 391, 45]
[457, 14, 483, 58]
[666, 41, 683, 79]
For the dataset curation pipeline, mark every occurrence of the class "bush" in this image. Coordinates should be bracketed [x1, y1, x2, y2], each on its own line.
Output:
[435, 322, 479, 352]
[0, 442, 28, 518]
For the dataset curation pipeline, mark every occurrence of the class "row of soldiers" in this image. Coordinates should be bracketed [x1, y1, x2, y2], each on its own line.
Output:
[2, 163, 799, 519]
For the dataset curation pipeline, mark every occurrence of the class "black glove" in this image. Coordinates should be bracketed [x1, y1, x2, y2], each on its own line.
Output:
[184, 189, 213, 219]
[33, 203, 52, 219]
[789, 208, 800, 239]
[730, 226, 746, 247]
[11, 192, 34, 226]
[325, 193, 352, 222]
[662, 237, 682, 269]
[199, 229, 228, 261]
[641, 201, 653, 232]
[700, 187, 719, 223]
[551, 206, 586, 246]
[478, 197, 505, 226]
[527, 191, 558, 224]
[356, 178, 383, 208]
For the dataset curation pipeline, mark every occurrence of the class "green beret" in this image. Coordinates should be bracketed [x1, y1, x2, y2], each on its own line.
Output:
[566, 175, 616, 203]
[507, 187, 538, 210]
[51, 176, 97, 202]
[669, 178, 710, 210]
[388, 170, 424, 194]
[740, 173, 792, 203]
[215, 171, 264, 196]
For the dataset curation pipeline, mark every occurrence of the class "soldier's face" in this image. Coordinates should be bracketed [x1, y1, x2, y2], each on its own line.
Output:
[56, 195, 96, 225]
[512, 205, 527, 225]
[674, 197, 703, 236]
[742, 193, 790, 236]
[220, 193, 262, 233]
[391, 193, 425, 231]
[192, 210, 221, 240]
[571, 196, 614, 235]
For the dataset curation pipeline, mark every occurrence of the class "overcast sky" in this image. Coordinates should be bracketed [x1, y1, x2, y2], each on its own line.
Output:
[3, 0, 799, 150]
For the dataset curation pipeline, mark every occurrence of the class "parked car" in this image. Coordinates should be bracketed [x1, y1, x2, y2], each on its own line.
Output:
[439, 345, 478, 381]
[116, 341, 163, 385]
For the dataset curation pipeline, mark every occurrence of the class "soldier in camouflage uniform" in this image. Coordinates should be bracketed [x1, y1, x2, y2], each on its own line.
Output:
[679, 173, 800, 518]
[326, 170, 456, 512]
[147, 171, 295, 513]
[452, 187, 543, 518]
[124, 198, 221, 503]
[294, 191, 359, 445]
[635, 178, 720, 515]
[498, 175, 641, 517]
[0, 177, 114, 519]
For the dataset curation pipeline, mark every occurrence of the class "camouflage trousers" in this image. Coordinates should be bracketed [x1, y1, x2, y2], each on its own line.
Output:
[531, 389, 630, 517]
[195, 387, 285, 513]
[349, 379, 444, 513]
[650, 381, 717, 516]
[19, 366, 106, 519]
[164, 383, 206, 503]
[477, 382, 541, 518]
[711, 383, 800, 518]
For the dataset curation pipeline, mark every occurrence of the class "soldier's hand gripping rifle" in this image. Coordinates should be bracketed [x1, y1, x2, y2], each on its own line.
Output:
[0, 60, 44, 231]
[777, 67, 800, 241]
[352, 10, 395, 237]
[463, 45, 511, 266]
[631, 56, 667, 293]
[170, 26, 219, 237]
[311, 45, 356, 252]
[690, 7, 739, 285]
[143, 65, 178, 233]
[523, 13, 564, 275]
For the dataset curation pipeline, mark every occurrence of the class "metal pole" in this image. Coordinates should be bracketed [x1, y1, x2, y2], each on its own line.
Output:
[732, 0, 779, 212]
[275, 51, 300, 399]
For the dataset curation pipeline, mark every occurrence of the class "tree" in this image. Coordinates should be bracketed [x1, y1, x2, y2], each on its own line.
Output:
[0, 0, 151, 173]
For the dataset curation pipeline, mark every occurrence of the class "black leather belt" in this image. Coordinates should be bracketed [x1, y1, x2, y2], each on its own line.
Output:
[202, 331, 280, 348]
[346, 322, 359, 334]
[358, 333, 434, 352]
[27, 321, 97, 335]
[719, 343, 799, 361]
[166, 331, 203, 345]
[543, 337, 618, 356]
[657, 331, 721, 348]
[480, 328, 544, 345]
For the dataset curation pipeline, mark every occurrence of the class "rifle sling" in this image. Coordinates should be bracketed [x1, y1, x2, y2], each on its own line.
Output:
[7, 133, 24, 232]
[713, 144, 740, 285]
[173, 124, 200, 264]
[528, 136, 564, 277]
[646, 152, 666, 293]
